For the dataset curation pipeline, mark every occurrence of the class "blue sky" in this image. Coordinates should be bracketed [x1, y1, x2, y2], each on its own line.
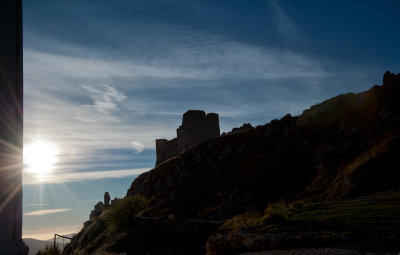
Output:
[22, 0, 400, 239]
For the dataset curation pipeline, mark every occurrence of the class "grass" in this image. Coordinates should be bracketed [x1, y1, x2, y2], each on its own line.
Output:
[261, 200, 292, 224]
[222, 191, 400, 245]
[218, 211, 261, 232]
[288, 192, 400, 235]
[329, 133, 399, 198]
[105, 194, 150, 230]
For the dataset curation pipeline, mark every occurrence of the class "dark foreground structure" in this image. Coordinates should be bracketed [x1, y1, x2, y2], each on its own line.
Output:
[0, 0, 28, 254]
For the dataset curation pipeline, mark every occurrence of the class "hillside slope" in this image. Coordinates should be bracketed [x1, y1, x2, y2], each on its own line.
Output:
[127, 71, 400, 219]
[64, 71, 400, 255]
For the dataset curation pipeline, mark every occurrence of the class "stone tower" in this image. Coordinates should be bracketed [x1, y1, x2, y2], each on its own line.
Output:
[155, 110, 220, 165]
[0, 1, 29, 254]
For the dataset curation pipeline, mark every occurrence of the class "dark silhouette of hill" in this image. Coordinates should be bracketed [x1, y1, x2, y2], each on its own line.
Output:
[63, 71, 400, 255]
[126, 71, 400, 219]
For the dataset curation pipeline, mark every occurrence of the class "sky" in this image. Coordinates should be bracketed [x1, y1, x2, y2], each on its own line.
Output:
[22, 0, 400, 240]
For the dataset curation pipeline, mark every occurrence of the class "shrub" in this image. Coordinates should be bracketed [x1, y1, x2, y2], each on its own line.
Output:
[262, 201, 291, 224]
[218, 211, 260, 232]
[105, 194, 150, 230]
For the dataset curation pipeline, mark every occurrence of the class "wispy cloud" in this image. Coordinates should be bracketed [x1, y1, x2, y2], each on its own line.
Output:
[23, 224, 82, 240]
[24, 208, 72, 216]
[131, 141, 145, 154]
[24, 48, 207, 82]
[25, 42, 327, 87]
[84, 84, 127, 114]
[23, 168, 150, 184]
[267, 0, 300, 42]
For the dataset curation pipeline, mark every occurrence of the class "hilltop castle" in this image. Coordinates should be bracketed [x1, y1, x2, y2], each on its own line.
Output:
[156, 110, 220, 165]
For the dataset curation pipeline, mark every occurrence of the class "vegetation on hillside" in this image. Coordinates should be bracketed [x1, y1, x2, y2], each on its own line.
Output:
[221, 191, 400, 239]
[105, 194, 150, 230]
[206, 191, 400, 254]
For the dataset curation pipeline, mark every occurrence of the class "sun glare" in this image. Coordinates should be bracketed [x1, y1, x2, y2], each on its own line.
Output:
[23, 140, 60, 175]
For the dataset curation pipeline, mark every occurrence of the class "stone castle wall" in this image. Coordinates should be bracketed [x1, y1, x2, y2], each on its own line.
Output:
[156, 110, 220, 165]
[155, 138, 178, 165]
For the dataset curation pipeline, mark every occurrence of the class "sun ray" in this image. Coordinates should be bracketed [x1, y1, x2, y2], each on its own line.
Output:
[57, 182, 87, 211]
[0, 137, 22, 154]
[3, 163, 22, 173]
[0, 179, 22, 213]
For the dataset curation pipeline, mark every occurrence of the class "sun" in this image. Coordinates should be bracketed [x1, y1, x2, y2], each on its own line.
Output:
[23, 140, 60, 175]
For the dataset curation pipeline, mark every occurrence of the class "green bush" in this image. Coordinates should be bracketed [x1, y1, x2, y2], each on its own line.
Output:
[262, 201, 291, 224]
[106, 194, 150, 230]
[218, 211, 261, 232]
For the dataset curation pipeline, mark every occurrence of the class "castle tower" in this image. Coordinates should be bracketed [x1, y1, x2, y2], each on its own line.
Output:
[177, 110, 209, 152]
[0, 1, 29, 254]
[155, 110, 220, 165]
[206, 113, 220, 138]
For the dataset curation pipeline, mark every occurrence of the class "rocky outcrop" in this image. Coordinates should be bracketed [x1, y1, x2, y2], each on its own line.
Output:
[89, 202, 104, 220]
[229, 123, 253, 134]
[89, 192, 112, 220]
[110, 197, 120, 206]
[155, 110, 220, 165]
[383, 71, 400, 86]
[104, 192, 110, 207]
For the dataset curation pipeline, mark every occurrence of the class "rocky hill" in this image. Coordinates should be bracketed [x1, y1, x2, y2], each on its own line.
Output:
[63, 71, 400, 255]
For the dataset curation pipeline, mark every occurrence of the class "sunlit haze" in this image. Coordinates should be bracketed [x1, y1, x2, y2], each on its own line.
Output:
[23, 139, 60, 176]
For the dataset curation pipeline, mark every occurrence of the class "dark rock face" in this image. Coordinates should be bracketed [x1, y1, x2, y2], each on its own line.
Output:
[89, 202, 105, 220]
[111, 197, 120, 206]
[89, 192, 113, 220]
[230, 123, 253, 133]
[155, 110, 220, 165]
[383, 71, 400, 86]
[64, 215, 219, 255]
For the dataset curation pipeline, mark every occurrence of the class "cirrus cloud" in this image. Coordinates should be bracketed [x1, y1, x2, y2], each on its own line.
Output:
[24, 208, 72, 216]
